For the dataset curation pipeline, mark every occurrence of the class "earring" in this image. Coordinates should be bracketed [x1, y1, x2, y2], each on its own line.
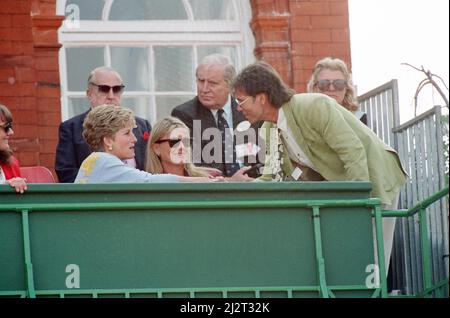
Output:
[108, 145, 113, 151]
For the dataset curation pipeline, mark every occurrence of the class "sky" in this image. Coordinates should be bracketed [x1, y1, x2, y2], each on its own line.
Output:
[348, 0, 449, 123]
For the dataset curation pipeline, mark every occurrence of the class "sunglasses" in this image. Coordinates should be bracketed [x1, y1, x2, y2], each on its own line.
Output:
[90, 83, 125, 95]
[0, 122, 13, 133]
[316, 79, 347, 91]
[156, 138, 191, 148]
[237, 96, 251, 107]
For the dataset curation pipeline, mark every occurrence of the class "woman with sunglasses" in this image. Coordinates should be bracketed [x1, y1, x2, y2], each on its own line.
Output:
[307, 57, 367, 125]
[146, 117, 253, 181]
[0, 104, 27, 193]
[74, 105, 217, 183]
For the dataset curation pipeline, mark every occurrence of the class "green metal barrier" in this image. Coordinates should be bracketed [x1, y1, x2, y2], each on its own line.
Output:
[0, 182, 447, 298]
[381, 186, 449, 298]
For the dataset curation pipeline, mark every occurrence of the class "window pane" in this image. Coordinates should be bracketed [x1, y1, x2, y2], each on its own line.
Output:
[66, 47, 104, 91]
[65, 0, 104, 20]
[67, 97, 90, 119]
[189, 0, 235, 20]
[155, 95, 194, 121]
[154, 47, 194, 92]
[197, 46, 237, 66]
[111, 47, 149, 91]
[109, 0, 188, 20]
[122, 97, 153, 124]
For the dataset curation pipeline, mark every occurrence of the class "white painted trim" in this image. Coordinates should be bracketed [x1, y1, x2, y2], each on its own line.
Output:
[59, 33, 243, 43]
[56, 0, 66, 15]
[182, 0, 194, 21]
[56, 0, 256, 121]
[58, 47, 68, 121]
[59, 20, 240, 34]
[238, 0, 256, 69]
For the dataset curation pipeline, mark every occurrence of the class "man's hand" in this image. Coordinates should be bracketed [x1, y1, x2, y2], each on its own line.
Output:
[228, 166, 254, 182]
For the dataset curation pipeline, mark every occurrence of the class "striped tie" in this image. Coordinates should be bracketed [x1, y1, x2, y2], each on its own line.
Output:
[217, 109, 240, 177]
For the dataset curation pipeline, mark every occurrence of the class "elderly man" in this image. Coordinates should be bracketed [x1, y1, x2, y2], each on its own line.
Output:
[233, 61, 407, 272]
[55, 66, 151, 183]
[171, 54, 261, 178]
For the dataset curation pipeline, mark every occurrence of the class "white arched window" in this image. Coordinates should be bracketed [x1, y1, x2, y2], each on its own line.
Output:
[56, 0, 255, 124]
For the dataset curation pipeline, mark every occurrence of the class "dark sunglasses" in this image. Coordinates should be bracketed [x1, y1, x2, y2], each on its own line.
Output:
[316, 79, 347, 91]
[0, 122, 13, 133]
[156, 138, 191, 148]
[90, 83, 125, 94]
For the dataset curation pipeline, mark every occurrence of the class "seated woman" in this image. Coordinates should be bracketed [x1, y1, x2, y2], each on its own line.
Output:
[0, 104, 27, 193]
[74, 105, 214, 183]
[146, 116, 253, 181]
[307, 57, 367, 125]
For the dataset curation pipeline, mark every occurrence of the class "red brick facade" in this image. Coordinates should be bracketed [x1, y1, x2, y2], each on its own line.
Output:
[251, 0, 352, 91]
[1, 0, 63, 178]
[1, 0, 351, 178]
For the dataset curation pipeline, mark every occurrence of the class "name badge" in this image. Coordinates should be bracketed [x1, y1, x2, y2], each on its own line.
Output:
[291, 167, 303, 180]
[235, 143, 260, 158]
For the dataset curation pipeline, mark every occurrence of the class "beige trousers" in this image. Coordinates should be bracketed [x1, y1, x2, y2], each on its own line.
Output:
[373, 193, 400, 274]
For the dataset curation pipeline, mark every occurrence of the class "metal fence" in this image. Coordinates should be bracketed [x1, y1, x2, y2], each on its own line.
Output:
[358, 79, 401, 148]
[392, 107, 449, 295]
[358, 82, 449, 296]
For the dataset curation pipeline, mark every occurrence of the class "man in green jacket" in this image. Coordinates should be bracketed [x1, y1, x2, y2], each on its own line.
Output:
[233, 61, 407, 272]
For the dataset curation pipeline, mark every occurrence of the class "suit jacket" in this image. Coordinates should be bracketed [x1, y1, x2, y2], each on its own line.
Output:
[257, 93, 407, 205]
[171, 96, 262, 176]
[55, 110, 151, 183]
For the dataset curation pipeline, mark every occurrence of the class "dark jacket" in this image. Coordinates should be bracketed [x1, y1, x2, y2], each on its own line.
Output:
[55, 110, 151, 183]
[171, 96, 262, 177]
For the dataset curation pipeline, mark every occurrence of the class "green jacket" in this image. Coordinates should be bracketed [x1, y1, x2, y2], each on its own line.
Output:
[257, 93, 407, 205]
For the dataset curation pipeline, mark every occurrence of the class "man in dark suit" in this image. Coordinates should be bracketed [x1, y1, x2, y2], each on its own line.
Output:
[55, 66, 151, 183]
[171, 54, 262, 177]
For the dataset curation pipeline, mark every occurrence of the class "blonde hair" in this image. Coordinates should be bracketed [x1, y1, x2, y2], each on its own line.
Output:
[83, 104, 136, 152]
[307, 57, 359, 112]
[146, 117, 219, 177]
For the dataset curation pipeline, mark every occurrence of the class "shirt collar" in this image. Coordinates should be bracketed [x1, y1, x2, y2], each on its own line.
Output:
[209, 95, 232, 121]
[276, 108, 288, 131]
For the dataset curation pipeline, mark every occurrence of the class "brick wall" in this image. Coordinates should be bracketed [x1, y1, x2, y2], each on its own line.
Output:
[1, 0, 351, 180]
[251, 0, 352, 92]
[0, 0, 62, 178]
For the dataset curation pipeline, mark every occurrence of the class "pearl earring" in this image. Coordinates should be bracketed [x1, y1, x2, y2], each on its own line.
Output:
[108, 145, 113, 151]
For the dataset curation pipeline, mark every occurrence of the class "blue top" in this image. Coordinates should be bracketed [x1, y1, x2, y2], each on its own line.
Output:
[74, 152, 180, 183]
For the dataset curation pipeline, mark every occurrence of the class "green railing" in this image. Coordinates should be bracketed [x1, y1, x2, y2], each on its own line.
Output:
[0, 182, 448, 298]
[381, 186, 449, 298]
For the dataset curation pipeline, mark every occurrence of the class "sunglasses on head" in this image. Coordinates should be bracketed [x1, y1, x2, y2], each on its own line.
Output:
[90, 83, 125, 94]
[156, 138, 191, 148]
[0, 122, 13, 133]
[316, 79, 347, 91]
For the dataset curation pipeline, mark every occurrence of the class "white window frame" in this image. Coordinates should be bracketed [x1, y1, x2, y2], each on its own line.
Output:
[56, 0, 255, 122]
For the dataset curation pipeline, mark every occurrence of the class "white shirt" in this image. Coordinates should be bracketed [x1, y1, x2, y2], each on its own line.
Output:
[276, 108, 317, 171]
[209, 95, 233, 128]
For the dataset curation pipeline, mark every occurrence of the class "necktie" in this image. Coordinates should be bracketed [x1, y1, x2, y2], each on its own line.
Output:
[217, 109, 240, 176]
